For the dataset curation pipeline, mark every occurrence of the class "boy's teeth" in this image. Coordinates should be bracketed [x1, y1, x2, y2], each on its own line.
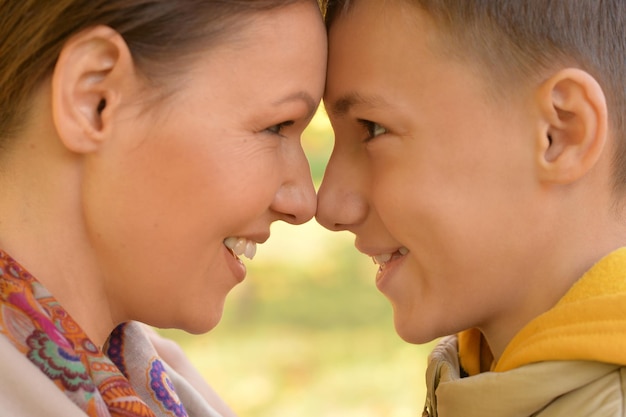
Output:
[373, 253, 392, 265]
[372, 247, 410, 265]
[224, 237, 257, 260]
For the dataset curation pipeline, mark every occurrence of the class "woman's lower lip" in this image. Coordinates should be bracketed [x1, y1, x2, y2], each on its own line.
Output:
[224, 245, 246, 283]
[375, 255, 406, 291]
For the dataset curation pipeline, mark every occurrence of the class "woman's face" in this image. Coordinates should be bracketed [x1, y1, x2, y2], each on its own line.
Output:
[83, 1, 327, 333]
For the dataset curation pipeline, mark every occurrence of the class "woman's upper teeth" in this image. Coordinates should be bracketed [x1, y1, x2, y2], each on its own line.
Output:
[224, 237, 257, 260]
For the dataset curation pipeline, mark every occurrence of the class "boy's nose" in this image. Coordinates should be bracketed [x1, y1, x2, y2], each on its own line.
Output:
[315, 152, 368, 231]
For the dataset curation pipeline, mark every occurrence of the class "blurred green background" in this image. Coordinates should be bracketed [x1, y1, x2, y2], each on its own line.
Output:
[159, 111, 434, 417]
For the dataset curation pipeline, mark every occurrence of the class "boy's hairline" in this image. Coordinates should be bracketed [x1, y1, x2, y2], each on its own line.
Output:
[325, 0, 535, 101]
[325, 0, 626, 200]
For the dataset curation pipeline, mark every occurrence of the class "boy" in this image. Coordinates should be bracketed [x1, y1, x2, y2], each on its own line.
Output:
[316, 0, 626, 415]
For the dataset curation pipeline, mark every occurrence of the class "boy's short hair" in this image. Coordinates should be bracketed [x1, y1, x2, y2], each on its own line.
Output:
[322, 0, 626, 193]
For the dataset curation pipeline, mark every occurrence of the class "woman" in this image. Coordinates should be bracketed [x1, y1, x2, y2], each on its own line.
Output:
[0, 1, 327, 415]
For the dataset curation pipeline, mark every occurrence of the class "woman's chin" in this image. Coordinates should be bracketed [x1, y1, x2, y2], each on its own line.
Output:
[157, 306, 225, 335]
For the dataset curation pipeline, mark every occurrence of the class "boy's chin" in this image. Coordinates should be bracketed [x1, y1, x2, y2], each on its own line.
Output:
[392, 313, 442, 345]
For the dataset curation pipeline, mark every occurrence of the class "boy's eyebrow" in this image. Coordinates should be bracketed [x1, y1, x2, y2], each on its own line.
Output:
[328, 92, 390, 118]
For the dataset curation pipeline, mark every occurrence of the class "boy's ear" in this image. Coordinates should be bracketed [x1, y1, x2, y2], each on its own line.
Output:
[535, 68, 608, 184]
[51, 25, 136, 154]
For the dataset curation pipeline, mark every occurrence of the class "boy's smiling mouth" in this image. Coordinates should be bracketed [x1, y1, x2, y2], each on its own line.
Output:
[371, 246, 410, 289]
[372, 246, 410, 267]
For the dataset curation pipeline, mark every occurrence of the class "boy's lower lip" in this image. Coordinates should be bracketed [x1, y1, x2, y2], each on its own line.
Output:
[375, 254, 407, 291]
[224, 245, 246, 283]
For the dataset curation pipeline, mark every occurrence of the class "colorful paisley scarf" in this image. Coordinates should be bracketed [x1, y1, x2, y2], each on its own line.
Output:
[0, 250, 189, 417]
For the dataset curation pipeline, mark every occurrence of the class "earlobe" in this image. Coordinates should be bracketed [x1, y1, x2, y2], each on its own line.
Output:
[536, 68, 608, 184]
[51, 25, 135, 154]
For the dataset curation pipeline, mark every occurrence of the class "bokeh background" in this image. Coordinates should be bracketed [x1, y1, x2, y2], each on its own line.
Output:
[159, 111, 434, 417]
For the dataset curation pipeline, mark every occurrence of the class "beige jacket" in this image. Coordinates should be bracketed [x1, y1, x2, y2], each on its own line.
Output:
[423, 336, 626, 417]
[423, 248, 626, 417]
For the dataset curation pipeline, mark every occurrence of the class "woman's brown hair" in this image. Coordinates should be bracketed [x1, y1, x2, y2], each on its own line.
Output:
[0, 0, 312, 144]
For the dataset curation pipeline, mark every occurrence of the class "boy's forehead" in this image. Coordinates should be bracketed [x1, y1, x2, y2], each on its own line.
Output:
[325, 1, 507, 112]
[324, 0, 432, 103]
[324, 0, 511, 132]
[326, 0, 440, 70]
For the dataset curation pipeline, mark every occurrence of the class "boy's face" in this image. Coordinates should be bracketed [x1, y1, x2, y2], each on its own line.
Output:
[318, 0, 548, 346]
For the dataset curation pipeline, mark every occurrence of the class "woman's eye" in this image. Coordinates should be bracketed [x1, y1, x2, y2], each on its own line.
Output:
[265, 121, 294, 136]
[358, 119, 388, 141]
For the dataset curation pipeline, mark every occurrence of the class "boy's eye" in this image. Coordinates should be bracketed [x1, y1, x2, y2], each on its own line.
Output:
[358, 119, 388, 141]
[265, 121, 294, 136]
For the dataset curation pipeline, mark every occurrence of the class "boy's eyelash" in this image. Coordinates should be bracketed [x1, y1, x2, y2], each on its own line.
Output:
[265, 120, 295, 136]
[357, 119, 387, 142]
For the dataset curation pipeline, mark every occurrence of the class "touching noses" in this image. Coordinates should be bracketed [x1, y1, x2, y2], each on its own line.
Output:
[272, 144, 317, 225]
[315, 150, 368, 232]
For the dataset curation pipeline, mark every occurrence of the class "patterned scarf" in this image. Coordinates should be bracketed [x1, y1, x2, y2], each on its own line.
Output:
[0, 250, 188, 417]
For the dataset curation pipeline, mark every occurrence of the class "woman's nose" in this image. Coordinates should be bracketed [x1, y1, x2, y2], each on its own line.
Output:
[316, 150, 368, 232]
[272, 145, 317, 225]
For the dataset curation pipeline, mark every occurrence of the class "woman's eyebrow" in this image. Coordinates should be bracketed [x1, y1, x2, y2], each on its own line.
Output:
[273, 91, 318, 119]
[327, 92, 390, 118]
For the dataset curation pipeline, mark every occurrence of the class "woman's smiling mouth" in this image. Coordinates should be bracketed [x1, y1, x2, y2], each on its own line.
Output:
[223, 237, 258, 260]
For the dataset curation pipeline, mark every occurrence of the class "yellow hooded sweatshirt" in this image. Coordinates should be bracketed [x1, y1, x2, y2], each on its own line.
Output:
[423, 248, 626, 417]
[459, 247, 626, 375]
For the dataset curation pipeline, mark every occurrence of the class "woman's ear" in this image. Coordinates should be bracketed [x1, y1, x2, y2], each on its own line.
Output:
[51, 25, 136, 154]
[535, 68, 608, 184]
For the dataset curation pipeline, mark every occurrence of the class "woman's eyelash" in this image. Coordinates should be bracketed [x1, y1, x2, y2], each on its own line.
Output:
[265, 120, 295, 136]
[357, 119, 387, 141]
